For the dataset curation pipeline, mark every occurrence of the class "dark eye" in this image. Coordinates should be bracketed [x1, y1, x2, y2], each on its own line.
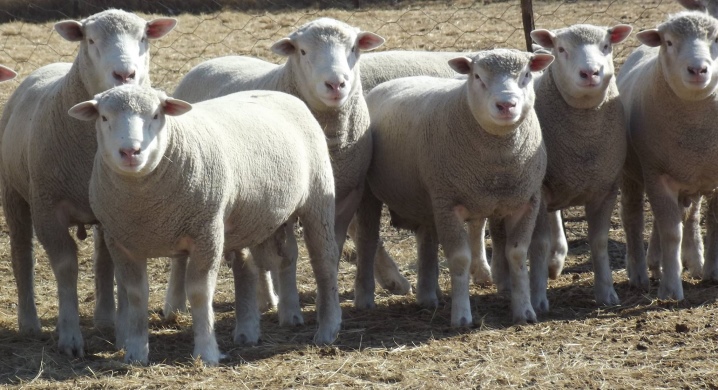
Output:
[666, 40, 673, 47]
[141, 36, 146, 43]
[558, 47, 565, 53]
[153, 114, 158, 120]
[300, 49, 306, 55]
[101, 115, 107, 122]
[714, 37, 718, 43]
[474, 73, 480, 80]
[88, 39, 95, 44]
[352, 45, 356, 52]
[603, 44, 609, 50]
[525, 72, 530, 78]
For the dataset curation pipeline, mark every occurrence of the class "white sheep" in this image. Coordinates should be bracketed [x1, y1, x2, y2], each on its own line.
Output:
[678, 0, 718, 16]
[0, 65, 16, 82]
[0, 9, 176, 357]
[172, 17, 411, 317]
[68, 85, 341, 365]
[619, 11, 718, 301]
[354, 49, 554, 325]
[494, 24, 632, 311]
[360, 50, 462, 93]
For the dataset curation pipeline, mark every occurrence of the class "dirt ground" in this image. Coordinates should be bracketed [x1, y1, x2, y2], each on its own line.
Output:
[1, 0, 718, 388]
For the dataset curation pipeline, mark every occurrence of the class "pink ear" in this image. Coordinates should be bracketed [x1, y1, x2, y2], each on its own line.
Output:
[271, 38, 296, 56]
[677, 0, 706, 11]
[163, 98, 192, 116]
[636, 29, 661, 47]
[0, 65, 17, 82]
[146, 18, 177, 39]
[55, 20, 83, 42]
[68, 100, 99, 121]
[356, 32, 385, 51]
[530, 29, 555, 49]
[448, 57, 473, 75]
[609, 24, 633, 45]
[529, 53, 554, 72]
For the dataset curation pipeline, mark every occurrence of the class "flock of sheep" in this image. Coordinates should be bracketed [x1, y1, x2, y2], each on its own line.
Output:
[0, 0, 717, 366]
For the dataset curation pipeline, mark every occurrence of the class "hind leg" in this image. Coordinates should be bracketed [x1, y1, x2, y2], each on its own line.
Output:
[703, 194, 718, 282]
[469, 218, 492, 286]
[681, 196, 704, 279]
[586, 188, 620, 306]
[620, 173, 649, 290]
[3, 186, 40, 334]
[547, 210, 568, 279]
[232, 249, 261, 346]
[164, 255, 188, 319]
[92, 225, 115, 328]
[489, 218, 510, 294]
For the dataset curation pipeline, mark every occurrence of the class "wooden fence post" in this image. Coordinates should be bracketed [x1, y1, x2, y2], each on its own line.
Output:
[521, 0, 535, 52]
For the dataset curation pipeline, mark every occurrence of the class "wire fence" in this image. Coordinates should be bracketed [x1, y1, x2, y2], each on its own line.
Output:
[0, 0, 691, 103]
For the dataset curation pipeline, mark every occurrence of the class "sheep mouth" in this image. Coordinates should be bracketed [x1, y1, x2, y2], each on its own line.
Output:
[321, 94, 349, 107]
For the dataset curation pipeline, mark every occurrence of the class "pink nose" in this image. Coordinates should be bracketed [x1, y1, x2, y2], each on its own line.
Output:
[119, 147, 141, 159]
[495, 101, 517, 112]
[687, 65, 709, 76]
[113, 70, 137, 83]
[324, 81, 346, 92]
[579, 68, 600, 80]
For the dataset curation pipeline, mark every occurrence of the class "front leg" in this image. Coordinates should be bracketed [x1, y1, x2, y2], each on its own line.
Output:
[585, 188, 620, 306]
[645, 175, 684, 300]
[468, 218, 492, 285]
[106, 238, 149, 364]
[185, 237, 224, 366]
[504, 194, 541, 324]
[434, 205, 472, 327]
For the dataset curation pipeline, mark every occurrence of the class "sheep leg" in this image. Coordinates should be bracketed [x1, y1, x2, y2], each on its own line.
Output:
[353, 188, 382, 309]
[703, 194, 718, 282]
[620, 172, 649, 290]
[164, 255, 188, 319]
[232, 249, 261, 346]
[489, 218, 510, 294]
[529, 204, 550, 314]
[271, 224, 303, 326]
[257, 268, 279, 312]
[301, 202, 341, 345]
[646, 226, 662, 279]
[434, 207, 472, 327]
[2, 186, 40, 334]
[586, 188, 620, 306]
[681, 195, 704, 279]
[185, 240, 223, 366]
[547, 210, 568, 279]
[504, 194, 541, 324]
[32, 210, 84, 358]
[415, 225, 440, 309]
[92, 225, 115, 328]
[348, 218, 412, 295]
[107, 241, 149, 364]
[469, 218, 492, 286]
[645, 175, 684, 300]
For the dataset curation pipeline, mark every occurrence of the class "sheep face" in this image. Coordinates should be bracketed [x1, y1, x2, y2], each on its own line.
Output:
[638, 11, 718, 101]
[55, 9, 176, 95]
[449, 50, 553, 136]
[0, 65, 16, 82]
[530, 24, 632, 109]
[271, 18, 384, 110]
[678, 0, 718, 18]
[68, 85, 191, 177]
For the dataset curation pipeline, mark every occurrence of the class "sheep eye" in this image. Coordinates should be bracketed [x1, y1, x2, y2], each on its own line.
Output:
[603, 44, 609, 50]
[352, 45, 356, 52]
[474, 73, 480, 80]
[666, 40, 673, 47]
[558, 47, 565, 53]
[101, 115, 107, 122]
[88, 38, 95, 44]
[153, 114, 158, 120]
[714, 37, 718, 43]
[525, 72, 530, 78]
[300, 49, 306, 55]
[141, 36, 146, 43]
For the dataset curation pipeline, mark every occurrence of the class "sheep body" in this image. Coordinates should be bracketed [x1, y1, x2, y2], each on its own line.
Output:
[72, 85, 340, 365]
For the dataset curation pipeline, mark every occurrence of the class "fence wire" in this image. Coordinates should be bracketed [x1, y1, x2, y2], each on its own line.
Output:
[0, 0, 691, 102]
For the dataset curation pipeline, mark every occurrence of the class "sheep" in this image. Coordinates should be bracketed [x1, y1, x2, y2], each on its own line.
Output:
[354, 49, 554, 325]
[0, 9, 176, 357]
[490, 24, 631, 311]
[678, 0, 718, 16]
[68, 85, 341, 365]
[360, 50, 463, 93]
[618, 11, 718, 301]
[0, 65, 16, 82]
[172, 17, 411, 317]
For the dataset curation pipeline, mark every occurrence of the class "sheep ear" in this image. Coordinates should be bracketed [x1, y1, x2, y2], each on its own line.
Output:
[608, 24, 633, 45]
[68, 100, 99, 121]
[677, 0, 706, 11]
[529, 53, 554, 72]
[0, 65, 17, 82]
[55, 20, 84, 42]
[356, 32, 385, 51]
[530, 29, 555, 49]
[636, 29, 661, 47]
[271, 38, 296, 56]
[163, 98, 192, 116]
[448, 57, 473, 75]
[146, 18, 177, 39]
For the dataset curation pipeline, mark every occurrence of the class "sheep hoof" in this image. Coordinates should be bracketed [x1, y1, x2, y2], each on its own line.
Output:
[595, 287, 620, 306]
[58, 329, 85, 358]
[233, 325, 260, 346]
[532, 296, 549, 314]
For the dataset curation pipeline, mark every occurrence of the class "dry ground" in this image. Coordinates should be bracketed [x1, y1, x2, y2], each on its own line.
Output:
[1, 0, 718, 388]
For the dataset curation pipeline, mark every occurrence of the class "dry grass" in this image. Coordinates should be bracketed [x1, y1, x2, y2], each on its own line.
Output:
[2, 0, 718, 388]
